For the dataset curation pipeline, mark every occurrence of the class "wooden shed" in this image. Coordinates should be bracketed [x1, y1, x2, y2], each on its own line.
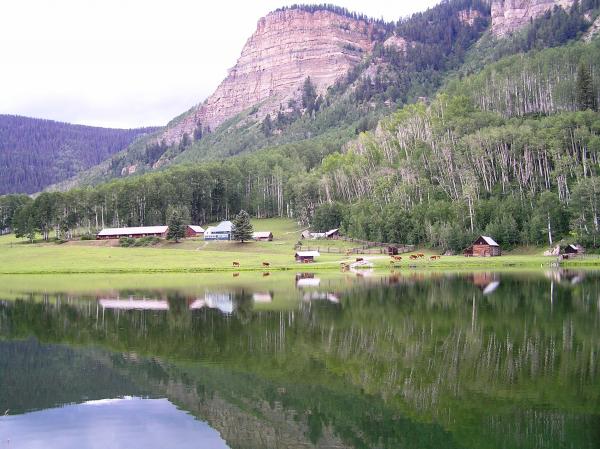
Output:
[253, 231, 273, 241]
[295, 251, 320, 263]
[186, 225, 205, 238]
[325, 228, 340, 239]
[463, 236, 501, 257]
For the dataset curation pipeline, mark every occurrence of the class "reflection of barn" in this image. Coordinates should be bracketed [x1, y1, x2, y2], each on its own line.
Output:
[252, 292, 273, 303]
[189, 292, 234, 314]
[302, 292, 340, 303]
[464, 236, 501, 257]
[96, 226, 168, 240]
[471, 273, 500, 295]
[99, 297, 169, 310]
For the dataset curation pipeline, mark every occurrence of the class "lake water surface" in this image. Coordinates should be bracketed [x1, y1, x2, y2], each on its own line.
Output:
[0, 271, 599, 448]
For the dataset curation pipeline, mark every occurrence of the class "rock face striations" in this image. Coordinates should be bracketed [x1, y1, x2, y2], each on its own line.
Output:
[161, 8, 375, 145]
[491, 0, 575, 36]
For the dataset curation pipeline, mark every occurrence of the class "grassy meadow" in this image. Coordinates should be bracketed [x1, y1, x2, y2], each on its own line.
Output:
[1, 218, 599, 275]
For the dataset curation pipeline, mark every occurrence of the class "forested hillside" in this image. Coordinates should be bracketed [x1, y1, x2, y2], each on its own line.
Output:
[4, 38, 599, 250]
[0, 115, 159, 194]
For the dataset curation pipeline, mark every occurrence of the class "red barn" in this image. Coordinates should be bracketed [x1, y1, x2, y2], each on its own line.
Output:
[96, 226, 168, 240]
[186, 225, 205, 238]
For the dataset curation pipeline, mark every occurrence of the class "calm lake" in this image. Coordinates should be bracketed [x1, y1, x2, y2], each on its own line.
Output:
[0, 271, 598, 449]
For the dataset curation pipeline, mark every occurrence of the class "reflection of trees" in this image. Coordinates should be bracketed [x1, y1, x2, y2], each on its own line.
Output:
[1, 273, 599, 448]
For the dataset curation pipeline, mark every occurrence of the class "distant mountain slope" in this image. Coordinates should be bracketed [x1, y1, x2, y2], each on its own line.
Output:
[0, 115, 160, 194]
[58, 1, 491, 187]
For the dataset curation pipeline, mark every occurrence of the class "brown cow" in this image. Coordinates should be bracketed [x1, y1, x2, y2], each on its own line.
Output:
[232, 261, 240, 267]
[429, 255, 441, 260]
[356, 258, 364, 262]
[393, 256, 402, 261]
[417, 253, 425, 259]
[233, 272, 240, 277]
[262, 272, 271, 277]
[262, 262, 270, 268]
[409, 255, 418, 260]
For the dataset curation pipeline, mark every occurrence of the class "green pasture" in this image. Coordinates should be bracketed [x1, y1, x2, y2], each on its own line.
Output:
[2, 218, 600, 274]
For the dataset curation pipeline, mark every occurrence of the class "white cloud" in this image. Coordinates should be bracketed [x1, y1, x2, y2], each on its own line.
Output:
[0, 0, 440, 128]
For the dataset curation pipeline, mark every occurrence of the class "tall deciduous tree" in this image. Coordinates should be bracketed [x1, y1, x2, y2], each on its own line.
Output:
[232, 210, 253, 243]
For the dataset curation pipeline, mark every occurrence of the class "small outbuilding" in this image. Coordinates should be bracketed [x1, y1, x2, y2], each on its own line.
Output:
[295, 251, 320, 263]
[463, 236, 501, 257]
[186, 225, 205, 238]
[563, 244, 584, 255]
[253, 231, 273, 241]
[325, 229, 340, 239]
[301, 230, 311, 239]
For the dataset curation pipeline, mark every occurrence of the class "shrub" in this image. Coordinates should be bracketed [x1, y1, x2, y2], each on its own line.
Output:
[119, 237, 135, 247]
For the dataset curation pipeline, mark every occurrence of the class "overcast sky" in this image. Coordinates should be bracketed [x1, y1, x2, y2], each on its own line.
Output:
[0, 0, 440, 129]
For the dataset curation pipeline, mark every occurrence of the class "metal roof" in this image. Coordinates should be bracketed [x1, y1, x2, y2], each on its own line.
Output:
[187, 225, 205, 233]
[295, 251, 320, 257]
[206, 221, 233, 233]
[97, 226, 168, 236]
[325, 228, 339, 236]
[480, 236, 499, 246]
[253, 231, 272, 238]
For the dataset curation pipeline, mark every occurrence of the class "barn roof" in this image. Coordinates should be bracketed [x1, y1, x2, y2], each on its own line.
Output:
[97, 226, 168, 237]
[213, 221, 233, 231]
[296, 251, 320, 257]
[188, 225, 205, 233]
[480, 236, 499, 246]
[325, 228, 340, 237]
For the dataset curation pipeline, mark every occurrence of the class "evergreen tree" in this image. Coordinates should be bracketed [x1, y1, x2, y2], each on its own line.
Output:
[167, 210, 185, 243]
[232, 210, 253, 243]
[261, 114, 273, 136]
[302, 77, 318, 114]
[577, 62, 597, 111]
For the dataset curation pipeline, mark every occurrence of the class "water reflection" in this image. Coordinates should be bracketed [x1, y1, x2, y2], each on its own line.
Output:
[1, 397, 229, 449]
[0, 271, 599, 449]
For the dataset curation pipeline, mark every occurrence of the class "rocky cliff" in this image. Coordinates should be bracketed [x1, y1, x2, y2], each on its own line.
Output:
[161, 8, 376, 145]
[491, 0, 575, 36]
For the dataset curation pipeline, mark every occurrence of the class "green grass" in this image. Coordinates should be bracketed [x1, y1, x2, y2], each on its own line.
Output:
[2, 218, 600, 274]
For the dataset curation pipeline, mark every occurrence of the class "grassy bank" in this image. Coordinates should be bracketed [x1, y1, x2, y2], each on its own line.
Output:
[2, 218, 600, 274]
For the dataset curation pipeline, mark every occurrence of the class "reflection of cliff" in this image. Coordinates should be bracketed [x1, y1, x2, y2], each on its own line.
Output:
[165, 382, 345, 449]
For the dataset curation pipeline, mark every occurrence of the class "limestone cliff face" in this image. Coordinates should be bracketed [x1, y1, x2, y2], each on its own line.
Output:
[491, 0, 575, 36]
[161, 8, 375, 145]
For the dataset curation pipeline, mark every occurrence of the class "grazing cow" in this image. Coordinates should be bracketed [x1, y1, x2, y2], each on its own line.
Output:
[233, 272, 240, 277]
[409, 254, 418, 260]
[262, 262, 270, 268]
[262, 272, 271, 277]
[232, 261, 240, 267]
[394, 256, 402, 261]
[417, 253, 425, 258]
[356, 257, 364, 262]
[430, 255, 441, 260]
